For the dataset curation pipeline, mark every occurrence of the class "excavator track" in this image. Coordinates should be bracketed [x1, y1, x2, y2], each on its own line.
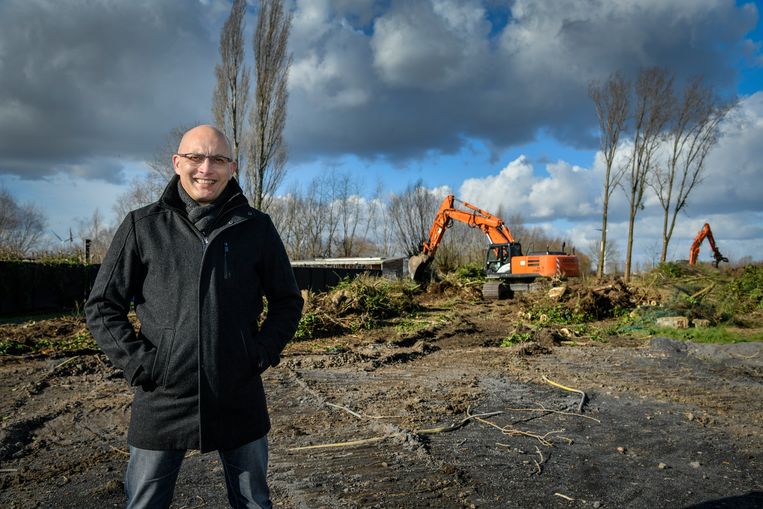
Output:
[482, 281, 511, 300]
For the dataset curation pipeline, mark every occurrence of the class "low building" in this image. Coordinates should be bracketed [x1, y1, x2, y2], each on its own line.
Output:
[290, 257, 406, 292]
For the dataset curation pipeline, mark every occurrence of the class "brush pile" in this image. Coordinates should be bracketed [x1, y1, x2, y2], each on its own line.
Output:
[295, 275, 421, 340]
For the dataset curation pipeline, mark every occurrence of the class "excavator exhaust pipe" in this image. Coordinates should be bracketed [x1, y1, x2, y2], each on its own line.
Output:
[408, 254, 432, 282]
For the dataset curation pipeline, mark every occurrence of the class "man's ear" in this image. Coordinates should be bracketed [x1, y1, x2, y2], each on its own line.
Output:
[172, 154, 182, 175]
[230, 161, 238, 180]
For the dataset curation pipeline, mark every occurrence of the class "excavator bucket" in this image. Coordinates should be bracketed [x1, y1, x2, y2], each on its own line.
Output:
[408, 254, 432, 282]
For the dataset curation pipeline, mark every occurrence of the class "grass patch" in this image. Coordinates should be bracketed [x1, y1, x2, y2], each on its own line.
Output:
[639, 326, 762, 344]
[500, 331, 532, 347]
[0, 324, 96, 355]
[527, 303, 590, 324]
[393, 316, 442, 335]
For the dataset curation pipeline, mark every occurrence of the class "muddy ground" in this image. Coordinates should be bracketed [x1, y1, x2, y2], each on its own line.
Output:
[1, 297, 762, 508]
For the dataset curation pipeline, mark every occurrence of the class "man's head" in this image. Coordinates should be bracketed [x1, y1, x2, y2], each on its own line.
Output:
[173, 125, 237, 204]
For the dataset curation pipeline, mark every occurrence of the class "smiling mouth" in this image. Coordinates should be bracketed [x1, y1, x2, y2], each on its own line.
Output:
[194, 178, 216, 185]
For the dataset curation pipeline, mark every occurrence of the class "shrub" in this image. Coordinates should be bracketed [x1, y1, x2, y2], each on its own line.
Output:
[717, 265, 763, 315]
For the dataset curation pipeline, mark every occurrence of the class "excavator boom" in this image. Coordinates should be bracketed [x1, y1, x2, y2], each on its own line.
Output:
[689, 223, 728, 267]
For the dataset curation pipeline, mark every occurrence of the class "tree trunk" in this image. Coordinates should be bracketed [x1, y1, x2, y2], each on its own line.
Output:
[624, 209, 636, 281]
[597, 180, 611, 278]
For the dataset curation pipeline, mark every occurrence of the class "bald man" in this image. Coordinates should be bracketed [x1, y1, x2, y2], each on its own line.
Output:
[86, 125, 303, 509]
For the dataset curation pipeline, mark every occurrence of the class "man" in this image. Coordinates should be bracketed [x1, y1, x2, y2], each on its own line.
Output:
[86, 125, 303, 509]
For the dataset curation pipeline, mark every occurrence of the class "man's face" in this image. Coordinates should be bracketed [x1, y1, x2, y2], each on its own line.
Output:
[173, 126, 237, 204]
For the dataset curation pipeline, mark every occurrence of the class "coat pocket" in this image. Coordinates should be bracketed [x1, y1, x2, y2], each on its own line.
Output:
[239, 329, 257, 375]
[150, 328, 175, 387]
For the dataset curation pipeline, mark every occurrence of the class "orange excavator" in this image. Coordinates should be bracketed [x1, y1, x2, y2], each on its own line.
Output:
[409, 195, 580, 299]
[689, 223, 728, 267]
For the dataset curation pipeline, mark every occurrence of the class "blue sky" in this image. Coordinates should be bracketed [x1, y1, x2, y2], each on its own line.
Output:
[0, 0, 762, 264]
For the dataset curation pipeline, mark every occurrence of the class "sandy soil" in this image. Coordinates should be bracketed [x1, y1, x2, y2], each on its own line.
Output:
[1, 299, 762, 508]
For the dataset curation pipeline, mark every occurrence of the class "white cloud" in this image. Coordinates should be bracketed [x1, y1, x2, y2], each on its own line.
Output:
[285, 0, 758, 162]
[690, 93, 763, 214]
[0, 0, 219, 180]
[459, 156, 600, 221]
[370, 0, 489, 90]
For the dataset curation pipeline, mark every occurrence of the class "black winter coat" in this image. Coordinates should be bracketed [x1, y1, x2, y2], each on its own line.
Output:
[85, 176, 303, 452]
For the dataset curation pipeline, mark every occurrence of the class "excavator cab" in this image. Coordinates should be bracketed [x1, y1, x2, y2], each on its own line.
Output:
[485, 243, 523, 276]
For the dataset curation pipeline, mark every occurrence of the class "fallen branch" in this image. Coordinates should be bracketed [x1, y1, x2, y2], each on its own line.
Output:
[533, 446, 547, 475]
[542, 375, 587, 413]
[690, 283, 716, 300]
[506, 404, 601, 423]
[325, 402, 403, 420]
[730, 351, 761, 360]
[326, 402, 363, 419]
[109, 445, 130, 457]
[51, 355, 82, 373]
[288, 436, 389, 452]
[288, 408, 502, 452]
[416, 410, 503, 435]
[502, 428, 570, 447]
[468, 408, 569, 446]
[178, 495, 207, 509]
[554, 492, 574, 501]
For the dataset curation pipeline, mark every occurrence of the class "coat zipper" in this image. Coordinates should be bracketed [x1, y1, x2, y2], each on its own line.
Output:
[224, 242, 230, 279]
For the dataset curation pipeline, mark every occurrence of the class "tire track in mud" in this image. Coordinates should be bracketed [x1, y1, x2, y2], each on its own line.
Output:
[268, 366, 480, 508]
[0, 354, 130, 506]
[270, 333, 763, 508]
[0, 404, 79, 461]
[510, 338, 763, 442]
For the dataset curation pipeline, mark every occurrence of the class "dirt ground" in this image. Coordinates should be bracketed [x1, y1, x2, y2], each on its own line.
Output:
[1, 296, 762, 508]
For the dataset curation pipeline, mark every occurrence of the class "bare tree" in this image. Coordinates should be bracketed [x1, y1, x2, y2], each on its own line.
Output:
[77, 208, 114, 264]
[623, 68, 673, 281]
[268, 189, 308, 259]
[388, 181, 440, 257]
[651, 77, 733, 263]
[272, 177, 333, 260]
[213, 0, 250, 175]
[589, 71, 629, 278]
[246, 0, 292, 211]
[0, 188, 46, 257]
[366, 181, 395, 257]
[114, 126, 188, 220]
[585, 237, 621, 276]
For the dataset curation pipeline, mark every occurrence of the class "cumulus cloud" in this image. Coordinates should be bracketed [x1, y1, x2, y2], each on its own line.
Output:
[286, 0, 759, 162]
[459, 156, 600, 221]
[689, 93, 763, 214]
[0, 0, 221, 181]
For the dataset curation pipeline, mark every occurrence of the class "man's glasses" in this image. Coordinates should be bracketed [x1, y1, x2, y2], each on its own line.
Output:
[176, 153, 233, 167]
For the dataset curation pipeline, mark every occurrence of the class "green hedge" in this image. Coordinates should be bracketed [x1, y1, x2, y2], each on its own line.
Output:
[0, 261, 100, 316]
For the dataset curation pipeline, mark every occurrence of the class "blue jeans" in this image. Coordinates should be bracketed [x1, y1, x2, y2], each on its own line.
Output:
[125, 435, 271, 509]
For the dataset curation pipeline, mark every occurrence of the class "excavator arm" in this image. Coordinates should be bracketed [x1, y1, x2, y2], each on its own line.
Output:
[409, 195, 516, 279]
[419, 195, 514, 257]
[689, 223, 728, 267]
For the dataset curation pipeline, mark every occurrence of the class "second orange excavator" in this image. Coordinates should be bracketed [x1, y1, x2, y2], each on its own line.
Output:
[409, 195, 580, 299]
[689, 223, 728, 267]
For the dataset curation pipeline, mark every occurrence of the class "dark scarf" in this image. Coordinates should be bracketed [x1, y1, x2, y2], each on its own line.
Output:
[177, 180, 235, 234]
